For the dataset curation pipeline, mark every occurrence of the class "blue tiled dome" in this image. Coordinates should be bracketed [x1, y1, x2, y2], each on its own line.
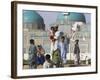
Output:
[67, 12, 86, 23]
[57, 12, 86, 23]
[23, 10, 45, 30]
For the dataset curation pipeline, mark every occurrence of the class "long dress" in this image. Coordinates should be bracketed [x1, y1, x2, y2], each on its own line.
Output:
[52, 49, 61, 67]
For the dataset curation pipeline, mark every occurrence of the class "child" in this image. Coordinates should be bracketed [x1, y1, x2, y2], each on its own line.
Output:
[59, 36, 68, 65]
[43, 54, 54, 68]
[37, 45, 45, 65]
[28, 39, 37, 69]
[74, 39, 80, 65]
[49, 26, 55, 40]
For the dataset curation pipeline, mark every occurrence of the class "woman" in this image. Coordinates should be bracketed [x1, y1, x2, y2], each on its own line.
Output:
[36, 45, 45, 65]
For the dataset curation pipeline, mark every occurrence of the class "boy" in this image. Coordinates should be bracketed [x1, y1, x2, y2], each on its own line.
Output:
[43, 54, 54, 68]
[28, 39, 37, 69]
[59, 36, 68, 65]
[74, 39, 80, 65]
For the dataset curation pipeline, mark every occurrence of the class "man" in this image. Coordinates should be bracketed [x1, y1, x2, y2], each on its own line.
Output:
[71, 22, 81, 40]
[49, 26, 55, 55]
[54, 25, 61, 50]
[29, 39, 37, 69]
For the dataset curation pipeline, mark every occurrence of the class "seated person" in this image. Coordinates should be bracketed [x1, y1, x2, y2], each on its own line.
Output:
[43, 54, 54, 68]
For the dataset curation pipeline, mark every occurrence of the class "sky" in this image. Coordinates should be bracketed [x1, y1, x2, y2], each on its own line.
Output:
[37, 11, 60, 28]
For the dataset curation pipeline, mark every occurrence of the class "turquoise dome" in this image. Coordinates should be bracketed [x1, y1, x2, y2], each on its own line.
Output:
[23, 10, 43, 23]
[23, 10, 45, 30]
[67, 12, 86, 23]
[57, 12, 86, 23]
[57, 13, 65, 21]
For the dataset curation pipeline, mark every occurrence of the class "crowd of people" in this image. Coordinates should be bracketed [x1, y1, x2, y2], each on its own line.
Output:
[28, 25, 80, 69]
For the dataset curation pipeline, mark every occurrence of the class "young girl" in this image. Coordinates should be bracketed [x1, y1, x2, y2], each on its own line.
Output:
[49, 26, 55, 40]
